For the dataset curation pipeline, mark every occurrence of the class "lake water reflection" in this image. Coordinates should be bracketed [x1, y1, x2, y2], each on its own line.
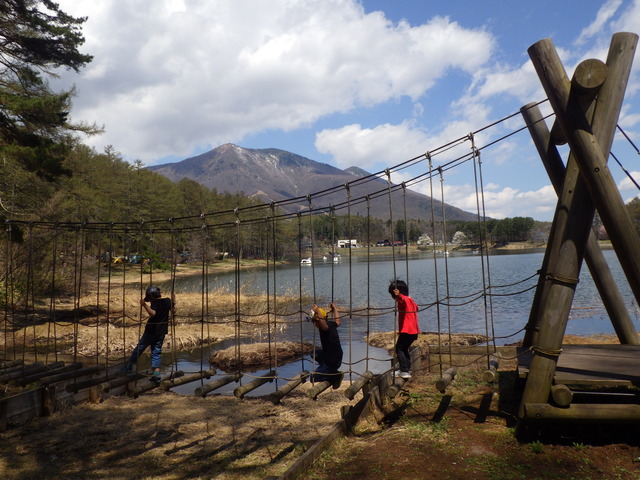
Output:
[166, 248, 640, 396]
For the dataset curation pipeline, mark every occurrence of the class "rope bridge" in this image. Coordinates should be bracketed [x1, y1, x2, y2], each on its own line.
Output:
[1, 98, 637, 405]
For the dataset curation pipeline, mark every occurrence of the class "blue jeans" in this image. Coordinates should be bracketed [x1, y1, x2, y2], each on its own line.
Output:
[312, 349, 341, 382]
[128, 333, 165, 368]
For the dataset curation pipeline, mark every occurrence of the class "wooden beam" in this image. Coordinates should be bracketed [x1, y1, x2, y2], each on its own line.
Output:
[523, 403, 640, 422]
[529, 34, 640, 304]
[521, 102, 639, 345]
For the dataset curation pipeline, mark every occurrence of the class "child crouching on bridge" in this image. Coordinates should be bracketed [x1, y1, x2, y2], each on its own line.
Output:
[309, 302, 343, 387]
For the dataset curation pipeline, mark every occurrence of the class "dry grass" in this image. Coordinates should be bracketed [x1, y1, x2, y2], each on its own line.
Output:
[3, 285, 305, 359]
[209, 341, 314, 371]
[367, 331, 489, 352]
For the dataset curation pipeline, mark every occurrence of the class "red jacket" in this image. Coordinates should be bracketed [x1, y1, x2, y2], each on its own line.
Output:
[395, 293, 420, 334]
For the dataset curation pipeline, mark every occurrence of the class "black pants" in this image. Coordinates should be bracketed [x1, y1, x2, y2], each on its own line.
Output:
[395, 333, 418, 372]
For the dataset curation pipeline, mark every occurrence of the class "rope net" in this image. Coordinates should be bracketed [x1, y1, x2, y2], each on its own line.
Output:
[1, 104, 632, 395]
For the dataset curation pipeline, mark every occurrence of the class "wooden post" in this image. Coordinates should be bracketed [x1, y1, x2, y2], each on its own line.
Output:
[409, 345, 421, 372]
[344, 371, 374, 400]
[386, 376, 407, 398]
[521, 102, 639, 345]
[529, 34, 640, 304]
[194, 373, 242, 397]
[482, 356, 500, 383]
[42, 385, 56, 416]
[520, 34, 638, 417]
[233, 370, 276, 399]
[435, 367, 457, 393]
[269, 370, 309, 404]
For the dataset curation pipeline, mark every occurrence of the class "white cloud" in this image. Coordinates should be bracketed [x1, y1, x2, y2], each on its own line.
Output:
[618, 170, 640, 192]
[56, 0, 494, 164]
[575, 0, 623, 46]
[405, 182, 557, 220]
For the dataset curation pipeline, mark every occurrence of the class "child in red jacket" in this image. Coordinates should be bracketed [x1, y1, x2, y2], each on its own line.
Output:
[389, 280, 420, 378]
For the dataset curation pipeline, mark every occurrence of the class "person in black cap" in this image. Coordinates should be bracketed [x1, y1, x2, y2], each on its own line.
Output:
[123, 286, 175, 380]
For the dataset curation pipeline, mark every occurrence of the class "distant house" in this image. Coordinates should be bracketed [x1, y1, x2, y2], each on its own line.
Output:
[337, 239, 358, 248]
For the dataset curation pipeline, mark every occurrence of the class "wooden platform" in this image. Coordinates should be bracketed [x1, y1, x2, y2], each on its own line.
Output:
[517, 344, 640, 387]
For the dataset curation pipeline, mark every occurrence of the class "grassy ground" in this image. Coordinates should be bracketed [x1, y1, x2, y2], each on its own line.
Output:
[2, 333, 639, 479]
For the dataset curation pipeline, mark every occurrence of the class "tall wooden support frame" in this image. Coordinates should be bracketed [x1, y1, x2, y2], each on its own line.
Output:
[521, 101, 639, 346]
[519, 32, 639, 419]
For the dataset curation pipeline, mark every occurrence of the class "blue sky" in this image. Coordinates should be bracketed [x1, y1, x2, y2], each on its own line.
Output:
[54, 0, 640, 221]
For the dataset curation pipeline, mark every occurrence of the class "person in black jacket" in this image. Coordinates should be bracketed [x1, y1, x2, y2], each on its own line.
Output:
[123, 286, 175, 380]
[309, 302, 343, 386]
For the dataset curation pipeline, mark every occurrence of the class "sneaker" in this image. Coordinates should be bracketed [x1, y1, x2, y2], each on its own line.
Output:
[150, 371, 161, 382]
[399, 371, 412, 379]
[332, 372, 344, 389]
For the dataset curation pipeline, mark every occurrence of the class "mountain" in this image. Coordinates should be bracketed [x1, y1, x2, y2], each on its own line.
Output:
[149, 143, 477, 221]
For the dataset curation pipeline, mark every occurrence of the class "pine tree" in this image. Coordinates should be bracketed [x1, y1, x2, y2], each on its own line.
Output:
[0, 0, 98, 219]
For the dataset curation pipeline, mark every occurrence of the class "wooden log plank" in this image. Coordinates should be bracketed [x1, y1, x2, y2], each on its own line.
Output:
[386, 376, 407, 398]
[127, 371, 184, 399]
[344, 371, 373, 400]
[517, 345, 640, 387]
[159, 368, 216, 391]
[307, 381, 332, 400]
[15, 363, 83, 387]
[482, 357, 500, 383]
[65, 369, 110, 393]
[551, 384, 573, 407]
[269, 371, 309, 404]
[436, 367, 458, 393]
[234, 370, 276, 399]
[0, 362, 46, 383]
[99, 373, 146, 393]
[39, 365, 102, 386]
[0, 360, 24, 370]
[523, 403, 640, 422]
[194, 373, 242, 397]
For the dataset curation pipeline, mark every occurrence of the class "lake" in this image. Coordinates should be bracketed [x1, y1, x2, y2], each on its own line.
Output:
[165, 248, 640, 395]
